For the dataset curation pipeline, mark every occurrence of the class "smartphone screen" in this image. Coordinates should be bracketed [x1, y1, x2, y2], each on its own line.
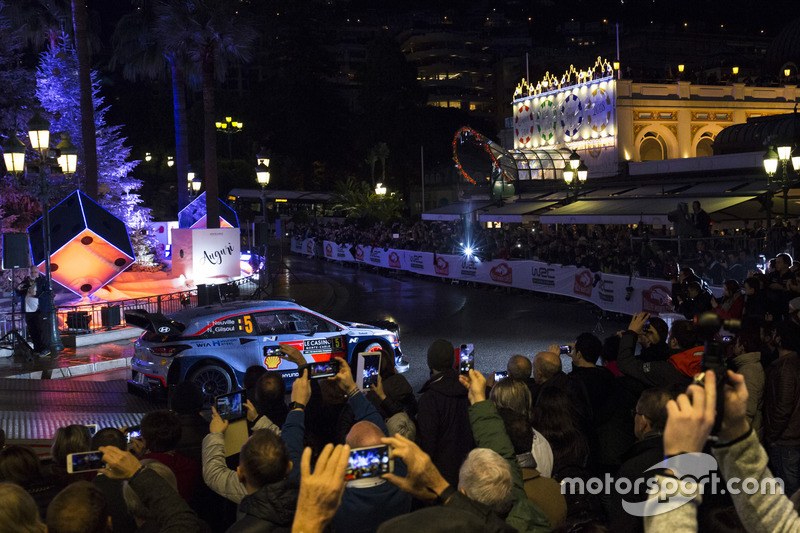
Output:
[126, 429, 141, 443]
[308, 359, 339, 379]
[559, 344, 571, 355]
[459, 344, 474, 374]
[67, 451, 105, 474]
[85, 424, 99, 437]
[346, 444, 393, 481]
[356, 352, 381, 390]
[215, 390, 245, 421]
[494, 370, 508, 382]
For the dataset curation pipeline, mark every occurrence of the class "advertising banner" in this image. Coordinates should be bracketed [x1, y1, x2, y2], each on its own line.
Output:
[290, 238, 720, 316]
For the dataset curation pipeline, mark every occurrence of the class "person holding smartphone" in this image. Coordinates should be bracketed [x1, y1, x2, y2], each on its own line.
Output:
[326, 356, 412, 533]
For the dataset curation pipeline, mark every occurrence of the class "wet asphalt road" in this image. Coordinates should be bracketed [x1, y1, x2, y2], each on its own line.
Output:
[2, 256, 631, 441]
[288, 257, 629, 391]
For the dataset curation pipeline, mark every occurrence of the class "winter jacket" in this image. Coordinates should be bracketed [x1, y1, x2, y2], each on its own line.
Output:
[732, 351, 764, 440]
[616, 330, 696, 388]
[417, 368, 474, 486]
[714, 292, 744, 320]
[521, 467, 566, 529]
[764, 351, 800, 446]
[129, 468, 199, 533]
[225, 478, 298, 533]
[469, 400, 552, 533]
[605, 432, 664, 533]
[141, 451, 200, 503]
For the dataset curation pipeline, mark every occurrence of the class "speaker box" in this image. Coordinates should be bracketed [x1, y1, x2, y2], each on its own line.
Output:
[66, 311, 91, 331]
[101, 305, 121, 328]
[2, 233, 31, 269]
[197, 284, 221, 306]
[28, 191, 135, 296]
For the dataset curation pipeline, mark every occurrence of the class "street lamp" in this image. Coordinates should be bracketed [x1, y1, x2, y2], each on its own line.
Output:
[191, 177, 202, 196]
[215, 116, 243, 161]
[8, 113, 77, 353]
[256, 163, 270, 222]
[563, 152, 588, 201]
[764, 142, 799, 222]
[187, 165, 195, 192]
[167, 155, 174, 168]
[375, 182, 387, 195]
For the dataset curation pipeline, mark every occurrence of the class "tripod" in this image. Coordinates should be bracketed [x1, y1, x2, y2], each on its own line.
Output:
[250, 244, 272, 300]
[1, 268, 34, 362]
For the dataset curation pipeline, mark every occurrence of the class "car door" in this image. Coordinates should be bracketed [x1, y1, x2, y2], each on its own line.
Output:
[253, 310, 345, 372]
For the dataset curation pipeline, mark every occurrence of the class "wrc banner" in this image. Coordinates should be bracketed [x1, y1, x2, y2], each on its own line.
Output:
[290, 237, 718, 316]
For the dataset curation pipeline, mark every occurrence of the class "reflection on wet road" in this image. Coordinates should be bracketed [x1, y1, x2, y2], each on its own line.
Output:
[289, 257, 628, 391]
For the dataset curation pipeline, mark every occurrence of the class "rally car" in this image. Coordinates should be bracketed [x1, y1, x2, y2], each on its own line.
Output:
[125, 300, 405, 400]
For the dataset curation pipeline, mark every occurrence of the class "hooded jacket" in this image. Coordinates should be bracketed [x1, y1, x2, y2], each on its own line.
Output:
[417, 368, 475, 486]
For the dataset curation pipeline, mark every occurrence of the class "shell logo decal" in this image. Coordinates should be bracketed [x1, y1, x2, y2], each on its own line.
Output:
[264, 355, 281, 369]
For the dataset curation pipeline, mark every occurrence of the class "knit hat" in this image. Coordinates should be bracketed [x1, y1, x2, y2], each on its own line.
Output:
[427, 339, 455, 371]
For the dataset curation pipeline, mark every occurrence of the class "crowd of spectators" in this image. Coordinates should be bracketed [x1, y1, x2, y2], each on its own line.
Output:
[4, 251, 800, 531]
[293, 215, 800, 283]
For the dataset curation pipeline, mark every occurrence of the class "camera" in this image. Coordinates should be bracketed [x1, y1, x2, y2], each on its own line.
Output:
[695, 312, 742, 435]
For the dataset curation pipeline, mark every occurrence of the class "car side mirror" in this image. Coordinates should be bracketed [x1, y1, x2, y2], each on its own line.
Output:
[306, 324, 319, 337]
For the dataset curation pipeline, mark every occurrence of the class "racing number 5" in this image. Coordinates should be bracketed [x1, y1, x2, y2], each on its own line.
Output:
[243, 315, 254, 333]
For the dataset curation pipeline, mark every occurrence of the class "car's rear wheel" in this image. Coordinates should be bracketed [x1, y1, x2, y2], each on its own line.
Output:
[187, 364, 233, 402]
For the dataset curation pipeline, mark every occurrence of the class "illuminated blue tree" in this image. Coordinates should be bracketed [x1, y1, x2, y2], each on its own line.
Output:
[35, 35, 159, 266]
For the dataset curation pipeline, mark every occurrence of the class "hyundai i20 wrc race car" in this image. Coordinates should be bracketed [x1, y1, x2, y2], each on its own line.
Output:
[125, 300, 406, 400]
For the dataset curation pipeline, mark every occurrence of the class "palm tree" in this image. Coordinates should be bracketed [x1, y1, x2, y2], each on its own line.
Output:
[111, 0, 194, 212]
[366, 149, 378, 187]
[156, 0, 257, 229]
[375, 141, 390, 183]
[71, 0, 97, 199]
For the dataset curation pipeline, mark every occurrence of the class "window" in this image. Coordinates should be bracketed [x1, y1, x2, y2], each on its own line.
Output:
[639, 132, 667, 161]
[254, 311, 340, 335]
[696, 132, 715, 157]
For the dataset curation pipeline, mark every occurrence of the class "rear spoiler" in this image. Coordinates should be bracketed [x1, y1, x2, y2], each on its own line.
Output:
[125, 309, 185, 338]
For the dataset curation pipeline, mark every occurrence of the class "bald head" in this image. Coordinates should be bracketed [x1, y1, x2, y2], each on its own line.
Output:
[533, 351, 561, 384]
[506, 355, 532, 380]
[346, 421, 385, 448]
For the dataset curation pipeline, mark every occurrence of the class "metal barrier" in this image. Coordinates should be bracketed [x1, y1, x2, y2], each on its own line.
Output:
[0, 276, 261, 337]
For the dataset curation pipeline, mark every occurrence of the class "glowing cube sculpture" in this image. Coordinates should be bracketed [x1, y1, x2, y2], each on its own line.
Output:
[178, 192, 239, 229]
[28, 191, 135, 296]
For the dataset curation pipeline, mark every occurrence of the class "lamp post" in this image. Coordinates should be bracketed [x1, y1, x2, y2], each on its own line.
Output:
[563, 151, 587, 201]
[4, 114, 78, 353]
[375, 182, 387, 195]
[190, 177, 202, 196]
[215, 116, 243, 162]
[256, 163, 270, 221]
[764, 142, 800, 222]
[187, 165, 196, 194]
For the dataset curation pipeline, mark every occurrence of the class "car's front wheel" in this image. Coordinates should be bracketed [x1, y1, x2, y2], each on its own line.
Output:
[187, 363, 233, 402]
